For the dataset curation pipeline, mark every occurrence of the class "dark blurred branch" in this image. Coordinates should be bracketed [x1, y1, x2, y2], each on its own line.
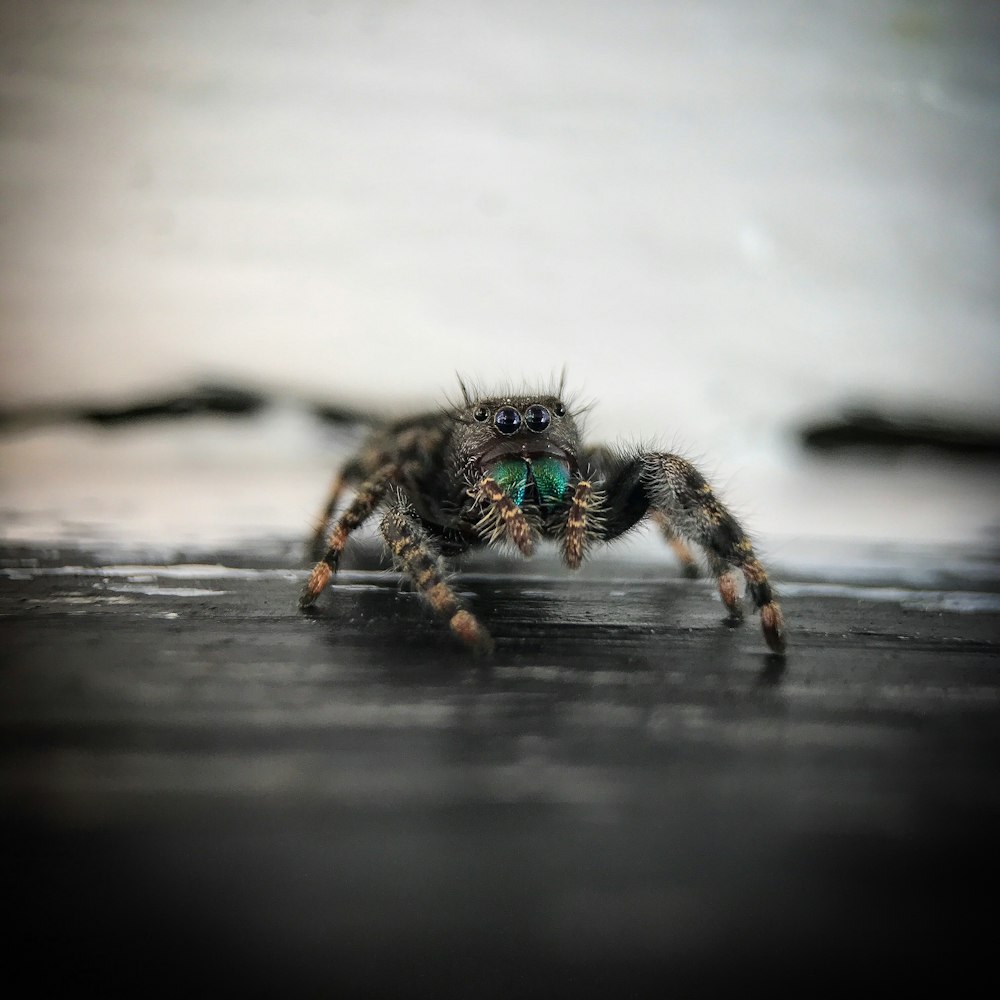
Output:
[800, 407, 1000, 456]
[0, 382, 373, 432]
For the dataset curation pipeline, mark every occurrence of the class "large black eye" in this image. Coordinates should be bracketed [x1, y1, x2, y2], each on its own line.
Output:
[494, 406, 522, 435]
[524, 404, 551, 433]
[473, 406, 489, 422]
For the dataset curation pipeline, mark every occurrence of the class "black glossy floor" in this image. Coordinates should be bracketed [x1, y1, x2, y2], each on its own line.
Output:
[3, 550, 999, 994]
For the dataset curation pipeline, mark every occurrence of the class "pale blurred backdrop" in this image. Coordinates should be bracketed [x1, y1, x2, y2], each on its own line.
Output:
[2, 0, 999, 558]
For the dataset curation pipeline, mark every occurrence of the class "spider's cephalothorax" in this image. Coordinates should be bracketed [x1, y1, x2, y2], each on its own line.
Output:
[300, 382, 785, 655]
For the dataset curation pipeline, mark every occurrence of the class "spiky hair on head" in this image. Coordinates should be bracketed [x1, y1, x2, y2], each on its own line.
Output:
[448, 369, 593, 429]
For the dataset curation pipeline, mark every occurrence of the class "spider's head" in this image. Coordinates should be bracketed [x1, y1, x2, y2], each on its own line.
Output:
[452, 392, 582, 502]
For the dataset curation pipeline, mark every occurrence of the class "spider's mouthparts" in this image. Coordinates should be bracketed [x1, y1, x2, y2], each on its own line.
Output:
[479, 453, 573, 509]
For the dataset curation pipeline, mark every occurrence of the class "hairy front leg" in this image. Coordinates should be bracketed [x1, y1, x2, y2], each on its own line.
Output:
[641, 454, 786, 653]
[307, 470, 349, 561]
[299, 463, 396, 609]
[650, 510, 701, 579]
[380, 503, 493, 653]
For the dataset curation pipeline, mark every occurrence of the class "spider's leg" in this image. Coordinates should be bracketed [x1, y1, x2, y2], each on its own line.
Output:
[706, 556, 744, 621]
[561, 478, 603, 570]
[299, 463, 396, 609]
[650, 510, 701, 579]
[467, 474, 536, 556]
[595, 451, 784, 653]
[640, 453, 784, 652]
[307, 470, 349, 561]
[380, 501, 493, 653]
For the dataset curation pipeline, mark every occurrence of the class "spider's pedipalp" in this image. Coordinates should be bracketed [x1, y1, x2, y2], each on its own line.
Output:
[380, 500, 493, 653]
[299, 462, 397, 608]
[560, 478, 604, 570]
[467, 474, 536, 556]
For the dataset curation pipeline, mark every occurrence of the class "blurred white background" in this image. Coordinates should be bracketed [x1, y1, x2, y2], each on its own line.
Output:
[2, 0, 998, 556]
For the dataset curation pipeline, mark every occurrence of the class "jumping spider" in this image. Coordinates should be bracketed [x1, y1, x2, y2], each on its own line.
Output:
[300, 380, 785, 655]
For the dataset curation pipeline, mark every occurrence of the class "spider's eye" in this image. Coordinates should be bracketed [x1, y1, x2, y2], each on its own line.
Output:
[524, 404, 551, 433]
[473, 406, 489, 422]
[494, 406, 522, 435]
[554, 402, 566, 417]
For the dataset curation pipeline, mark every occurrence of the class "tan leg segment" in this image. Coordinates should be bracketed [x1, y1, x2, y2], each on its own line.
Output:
[299, 464, 395, 609]
[307, 472, 348, 560]
[562, 479, 600, 570]
[739, 548, 785, 653]
[380, 505, 493, 653]
[716, 568, 744, 620]
[651, 510, 700, 578]
[641, 453, 786, 654]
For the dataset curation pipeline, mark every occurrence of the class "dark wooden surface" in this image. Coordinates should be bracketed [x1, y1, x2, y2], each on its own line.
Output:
[2, 547, 999, 994]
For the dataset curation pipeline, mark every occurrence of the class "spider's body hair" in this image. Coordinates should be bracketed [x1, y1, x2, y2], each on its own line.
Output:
[301, 382, 786, 655]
